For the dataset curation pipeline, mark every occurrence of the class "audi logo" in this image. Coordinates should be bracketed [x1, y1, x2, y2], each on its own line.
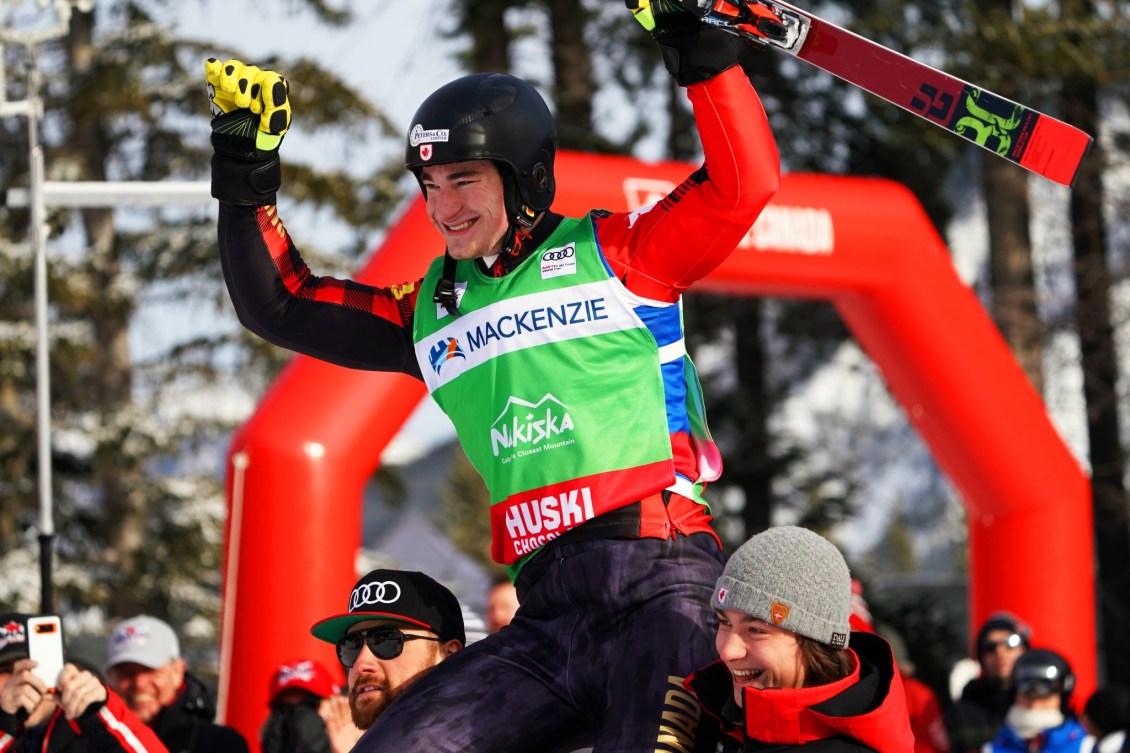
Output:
[542, 246, 575, 262]
[350, 581, 402, 610]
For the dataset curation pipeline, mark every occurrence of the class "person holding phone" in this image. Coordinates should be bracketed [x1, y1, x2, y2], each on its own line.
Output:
[0, 613, 169, 753]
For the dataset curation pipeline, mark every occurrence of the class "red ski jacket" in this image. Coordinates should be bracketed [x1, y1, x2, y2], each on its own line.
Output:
[684, 631, 916, 752]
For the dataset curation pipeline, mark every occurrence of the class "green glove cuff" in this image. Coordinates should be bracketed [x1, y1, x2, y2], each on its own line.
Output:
[210, 109, 283, 162]
[210, 152, 281, 206]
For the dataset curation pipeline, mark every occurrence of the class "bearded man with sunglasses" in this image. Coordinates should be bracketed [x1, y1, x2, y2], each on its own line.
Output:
[310, 569, 464, 731]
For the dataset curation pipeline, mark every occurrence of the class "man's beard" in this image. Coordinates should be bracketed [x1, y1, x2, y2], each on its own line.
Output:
[349, 667, 432, 730]
[349, 679, 396, 730]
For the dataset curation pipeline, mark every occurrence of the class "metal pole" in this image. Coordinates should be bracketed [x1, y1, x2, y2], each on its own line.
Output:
[5, 0, 110, 616]
[6, 180, 212, 208]
[26, 50, 56, 615]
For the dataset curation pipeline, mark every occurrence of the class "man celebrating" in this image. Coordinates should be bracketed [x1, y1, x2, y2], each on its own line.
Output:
[310, 569, 463, 731]
[0, 613, 167, 753]
[207, 0, 778, 749]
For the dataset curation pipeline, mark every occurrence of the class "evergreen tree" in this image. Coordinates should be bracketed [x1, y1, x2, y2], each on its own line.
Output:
[1057, 0, 1130, 682]
[0, 0, 404, 664]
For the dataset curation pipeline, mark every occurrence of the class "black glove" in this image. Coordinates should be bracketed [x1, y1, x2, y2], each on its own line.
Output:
[627, 0, 746, 87]
[205, 58, 291, 205]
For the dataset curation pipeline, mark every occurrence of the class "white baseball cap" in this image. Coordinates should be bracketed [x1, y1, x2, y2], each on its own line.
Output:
[106, 615, 180, 670]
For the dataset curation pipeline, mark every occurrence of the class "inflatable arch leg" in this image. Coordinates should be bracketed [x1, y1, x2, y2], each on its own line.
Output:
[217, 153, 1094, 748]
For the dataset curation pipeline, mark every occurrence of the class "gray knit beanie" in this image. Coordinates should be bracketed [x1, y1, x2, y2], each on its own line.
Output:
[712, 526, 852, 649]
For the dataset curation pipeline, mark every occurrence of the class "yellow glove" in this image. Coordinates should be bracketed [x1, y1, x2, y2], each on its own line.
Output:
[205, 57, 291, 205]
[205, 58, 290, 152]
[626, 0, 657, 31]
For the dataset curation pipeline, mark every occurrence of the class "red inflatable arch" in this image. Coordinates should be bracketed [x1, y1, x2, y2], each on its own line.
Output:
[217, 151, 1095, 748]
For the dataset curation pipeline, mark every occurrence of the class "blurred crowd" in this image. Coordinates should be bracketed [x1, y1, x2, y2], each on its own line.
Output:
[3, 542, 1127, 753]
[0, 574, 519, 753]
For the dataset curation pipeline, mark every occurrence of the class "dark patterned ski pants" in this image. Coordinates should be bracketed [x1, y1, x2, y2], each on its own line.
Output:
[353, 533, 724, 753]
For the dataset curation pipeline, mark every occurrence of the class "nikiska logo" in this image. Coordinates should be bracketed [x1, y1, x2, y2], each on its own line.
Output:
[540, 242, 577, 279]
[350, 581, 402, 611]
[490, 394, 577, 459]
[408, 124, 450, 146]
[429, 337, 466, 376]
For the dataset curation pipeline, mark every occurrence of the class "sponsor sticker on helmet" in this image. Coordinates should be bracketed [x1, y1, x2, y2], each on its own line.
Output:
[409, 124, 451, 147]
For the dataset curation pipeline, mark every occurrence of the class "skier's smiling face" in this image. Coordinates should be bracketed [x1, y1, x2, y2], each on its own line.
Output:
[422, 161, 509, 261]
[715, 609, 806, 705]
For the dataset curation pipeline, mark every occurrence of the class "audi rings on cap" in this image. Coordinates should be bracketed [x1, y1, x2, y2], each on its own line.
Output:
[350, 581, 402, 611]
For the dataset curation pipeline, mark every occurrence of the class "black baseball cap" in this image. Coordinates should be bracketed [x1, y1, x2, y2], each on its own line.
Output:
[0, 614, 32, 665]
[310, 570, 465, 646]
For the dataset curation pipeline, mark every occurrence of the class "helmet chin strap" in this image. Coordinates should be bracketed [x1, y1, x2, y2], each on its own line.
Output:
[433, 252, 462, 318]
[431, 217, 534, 319]
[432, 173, 541, 318]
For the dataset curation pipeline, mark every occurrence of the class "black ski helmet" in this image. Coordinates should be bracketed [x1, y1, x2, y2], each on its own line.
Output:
[1012, 648, 1075, 706]
[404, 73, 557, 225]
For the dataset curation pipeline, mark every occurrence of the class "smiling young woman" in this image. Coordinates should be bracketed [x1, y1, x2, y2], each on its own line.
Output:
[684, 526, 916, 752]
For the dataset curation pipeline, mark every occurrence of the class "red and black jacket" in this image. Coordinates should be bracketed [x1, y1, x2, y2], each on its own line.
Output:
[685, 631, 916, 752]
[0, 687, 169, 753]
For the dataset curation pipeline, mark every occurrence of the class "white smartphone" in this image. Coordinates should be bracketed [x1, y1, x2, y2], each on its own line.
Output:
[26, 615, 65, 691]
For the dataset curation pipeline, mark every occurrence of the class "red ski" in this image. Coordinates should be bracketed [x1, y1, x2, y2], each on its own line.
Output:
[702, 0, 1093, 187]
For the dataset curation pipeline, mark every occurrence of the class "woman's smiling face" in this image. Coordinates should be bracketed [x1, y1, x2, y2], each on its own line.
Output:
[715, 609, 806, 706]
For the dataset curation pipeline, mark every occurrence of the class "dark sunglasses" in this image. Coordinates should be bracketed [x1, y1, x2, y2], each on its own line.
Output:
[980, 633, 1024, 653]
[336, 627, 440, 667]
